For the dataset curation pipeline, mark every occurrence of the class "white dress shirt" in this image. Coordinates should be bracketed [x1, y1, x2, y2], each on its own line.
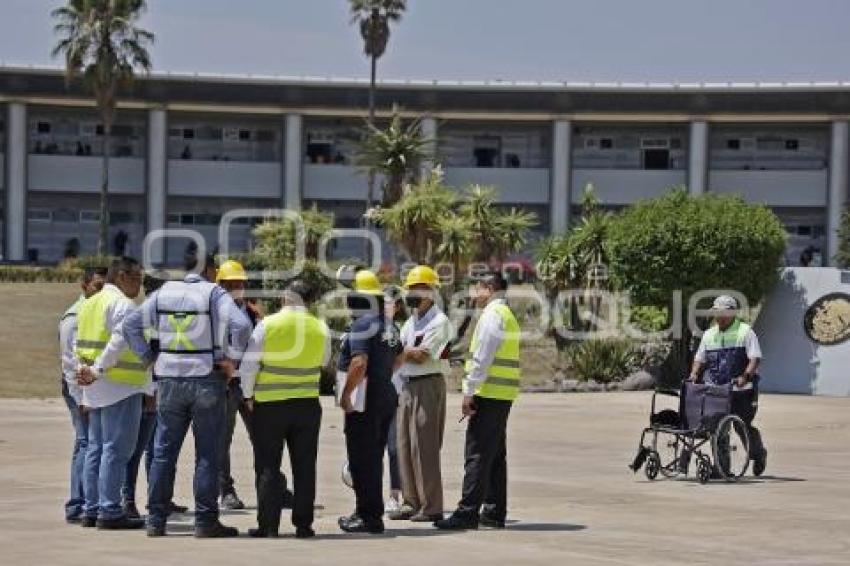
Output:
[76, 284, 153, 408]
[239, 306, 332, 399]
[399, 305, 453, 378]
[60, 297, 83, 403]
[463, 298, 508, 396]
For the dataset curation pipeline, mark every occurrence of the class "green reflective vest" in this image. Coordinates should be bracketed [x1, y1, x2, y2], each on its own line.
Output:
[76, 287, 147, 387]
[255, 308, 328, 403]
[464, 302, 521, 401]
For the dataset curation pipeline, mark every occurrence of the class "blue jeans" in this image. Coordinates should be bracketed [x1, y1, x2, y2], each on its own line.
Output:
[122, 408, 157, 503]
[147, 377, 226, 528]
[62, 381, 88, 519]
[83, 393, 143, 520]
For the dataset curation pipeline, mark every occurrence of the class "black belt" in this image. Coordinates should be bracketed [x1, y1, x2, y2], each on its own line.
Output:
[407, 372, 443, 382]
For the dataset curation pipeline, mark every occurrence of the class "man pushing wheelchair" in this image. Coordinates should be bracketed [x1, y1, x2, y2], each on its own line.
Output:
[688, 294, 767, 476]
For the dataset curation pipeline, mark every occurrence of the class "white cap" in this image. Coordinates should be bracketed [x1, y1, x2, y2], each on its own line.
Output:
[712, 295, 738, 310]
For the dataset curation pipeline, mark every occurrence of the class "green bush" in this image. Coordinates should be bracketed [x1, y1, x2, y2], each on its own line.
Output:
[0, 265, 81, 283]
[606, 188, 786, 310]
[836, 208, 850, 268]
[566, 338, 639, 384]
[628, 305, 669, 333]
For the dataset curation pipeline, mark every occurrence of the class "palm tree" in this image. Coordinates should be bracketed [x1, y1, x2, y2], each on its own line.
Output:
[493, 206, 538, 261]
[357, 109, 430, 205]
[375, 169, 456, 263]
[436, 215, 473, 291]
[52, 0, 153, 256]
[459, 185, 499, 261]
[349, 0, 406, 126]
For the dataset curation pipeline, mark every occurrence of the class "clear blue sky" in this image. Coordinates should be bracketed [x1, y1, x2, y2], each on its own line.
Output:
[2, 0, 850, 82]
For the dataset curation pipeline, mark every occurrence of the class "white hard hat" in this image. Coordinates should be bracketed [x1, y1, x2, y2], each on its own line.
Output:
[712, 295, 738, 311]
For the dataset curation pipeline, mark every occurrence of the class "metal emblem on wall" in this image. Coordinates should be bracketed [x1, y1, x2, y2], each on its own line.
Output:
[803, 292, 850, 345]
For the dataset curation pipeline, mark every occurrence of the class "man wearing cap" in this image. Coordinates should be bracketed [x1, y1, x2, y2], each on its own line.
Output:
[690, 294, 768, 475]
[337, 271, 402, 534]
[391, 265, 454, 523]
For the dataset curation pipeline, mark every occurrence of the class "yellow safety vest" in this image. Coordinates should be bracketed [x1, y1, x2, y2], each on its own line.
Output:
[76, 287, 147, 387]
[464, 302, 521, 401]
[255, 308, 328, 403]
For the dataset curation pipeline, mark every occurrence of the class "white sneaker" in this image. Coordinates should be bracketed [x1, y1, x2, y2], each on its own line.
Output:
[385, 497, 402, 514]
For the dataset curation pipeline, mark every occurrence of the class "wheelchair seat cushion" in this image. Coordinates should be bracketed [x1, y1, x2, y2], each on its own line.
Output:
[651, 409, 681, 428]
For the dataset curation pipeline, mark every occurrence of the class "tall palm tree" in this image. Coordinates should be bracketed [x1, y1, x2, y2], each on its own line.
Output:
[349, 0, 406, 219]
[349, 0, 406, 126]
[357, 109, 429, 205]
[52, 0, 153, 256]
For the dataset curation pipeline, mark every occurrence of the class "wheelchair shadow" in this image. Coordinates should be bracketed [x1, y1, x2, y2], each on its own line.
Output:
[680, 475, 807, 486]
[735, 475, 807, 484]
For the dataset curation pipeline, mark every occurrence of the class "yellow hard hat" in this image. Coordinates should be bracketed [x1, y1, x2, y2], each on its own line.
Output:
[354, 270, 383, 295]
[404, 265, 440, 288]
[216, 259, 247, 282]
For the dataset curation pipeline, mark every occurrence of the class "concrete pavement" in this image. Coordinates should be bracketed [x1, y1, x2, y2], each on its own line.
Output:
[0, 392, 848, 566]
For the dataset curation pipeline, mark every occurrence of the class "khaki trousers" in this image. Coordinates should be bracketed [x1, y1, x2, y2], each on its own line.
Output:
[396, 375, 446, 515]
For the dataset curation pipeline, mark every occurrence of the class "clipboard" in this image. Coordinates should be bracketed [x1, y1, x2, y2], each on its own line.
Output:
[336, 370, 367, 412]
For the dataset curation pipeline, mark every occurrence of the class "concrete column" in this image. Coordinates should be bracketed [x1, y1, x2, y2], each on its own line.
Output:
[688, 120, 709, 195]
[283, 114, 303, 211]
[827, 120, 849, 266]
[5, 102, 26, 261]
[550, 119, 572, 234]
[420, 115, 437, 177]
[146, 107, 167, 265]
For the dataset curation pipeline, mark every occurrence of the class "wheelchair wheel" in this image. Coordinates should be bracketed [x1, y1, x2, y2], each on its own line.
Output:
[712, 415, 750, 481]
[696, 458, 711, 484]
[645, 451, 661, 480]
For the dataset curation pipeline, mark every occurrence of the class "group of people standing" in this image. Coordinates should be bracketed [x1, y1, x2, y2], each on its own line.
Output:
[60, 256, 523, 538]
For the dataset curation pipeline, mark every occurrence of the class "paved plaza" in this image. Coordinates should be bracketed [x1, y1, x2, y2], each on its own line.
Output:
[1, 392, 848, 565]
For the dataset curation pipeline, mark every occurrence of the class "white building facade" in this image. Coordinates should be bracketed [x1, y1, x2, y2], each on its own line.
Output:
[1, 66, 847, 265]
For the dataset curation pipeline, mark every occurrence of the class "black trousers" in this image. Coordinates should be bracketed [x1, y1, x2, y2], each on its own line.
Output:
[220, 381, 290, 498]
[252, 398, 321, 531]
[456, 396, 512, 521]
[730, 387, 766, 458]
[219, 381, 253, 496]
[344, 403, 396, 522]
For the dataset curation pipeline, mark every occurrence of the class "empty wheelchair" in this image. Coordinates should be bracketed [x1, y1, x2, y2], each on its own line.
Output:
[629, 381, 750, 484]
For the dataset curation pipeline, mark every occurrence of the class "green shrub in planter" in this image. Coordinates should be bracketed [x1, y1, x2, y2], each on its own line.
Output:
[567, 338, 639, 384]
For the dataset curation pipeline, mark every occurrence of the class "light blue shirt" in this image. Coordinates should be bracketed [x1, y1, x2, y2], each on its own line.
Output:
[123, 274, 252, 370]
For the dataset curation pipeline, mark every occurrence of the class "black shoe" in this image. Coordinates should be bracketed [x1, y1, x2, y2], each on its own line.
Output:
[123, 501, 141, 520]
[66, 515, 83, 525]
[146, 524, 166, 537]
[195, 521, 239, 538]
[434, 514, 479, 530]
[295, 527, 315, 539]
[96, 516, 146, 530]
[248, 527, 279, 538]
[282, 488, 294, 510]
[753, 450, 768, 477]
[80, 516, 97, 528]
[221, 492, 245, 510]
[338, 515, 384, 534]
[479, 514, 506, 529]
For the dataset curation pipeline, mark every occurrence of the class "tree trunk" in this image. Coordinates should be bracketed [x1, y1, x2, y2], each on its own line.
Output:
[98, 127, 111, 256]
[367, 54, 377, 206]
[365, 54, 378, 263]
